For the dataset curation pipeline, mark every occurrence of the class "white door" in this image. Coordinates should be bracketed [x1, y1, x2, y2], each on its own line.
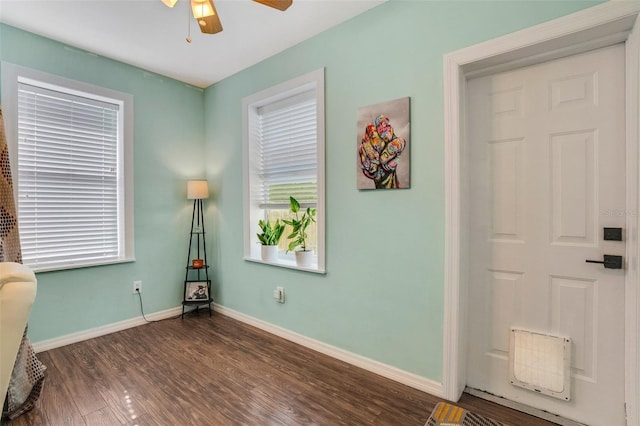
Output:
[466, 44, 626, 425]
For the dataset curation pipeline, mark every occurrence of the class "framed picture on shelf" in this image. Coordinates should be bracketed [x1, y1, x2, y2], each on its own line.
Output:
[185, 281, 209, 302]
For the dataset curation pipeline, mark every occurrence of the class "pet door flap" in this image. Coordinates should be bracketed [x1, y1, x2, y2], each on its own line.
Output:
[509, 328, 571, 401]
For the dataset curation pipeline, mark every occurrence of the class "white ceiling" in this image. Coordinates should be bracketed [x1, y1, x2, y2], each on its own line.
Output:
[0, 0, 385, 88]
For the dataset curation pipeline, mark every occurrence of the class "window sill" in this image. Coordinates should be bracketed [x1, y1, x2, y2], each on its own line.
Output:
[244, 256, 326, 274]
[29, 257, 136, 273]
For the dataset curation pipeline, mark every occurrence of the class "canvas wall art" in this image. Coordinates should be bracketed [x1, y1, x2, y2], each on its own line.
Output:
[356, 97, 410, 189]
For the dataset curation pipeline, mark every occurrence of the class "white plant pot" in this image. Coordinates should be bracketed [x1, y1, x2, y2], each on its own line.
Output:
[295, 250, 314, 267]
[261, 245, 279, 262]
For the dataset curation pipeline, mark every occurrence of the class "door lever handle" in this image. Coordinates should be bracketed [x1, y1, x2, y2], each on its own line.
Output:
[585, 255, 623, 269]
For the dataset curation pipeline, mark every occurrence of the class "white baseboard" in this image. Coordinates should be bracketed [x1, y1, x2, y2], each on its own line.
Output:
[31, 306, 182, 353]
[213, 303, 443, 397]
[31, 302, 443, 398]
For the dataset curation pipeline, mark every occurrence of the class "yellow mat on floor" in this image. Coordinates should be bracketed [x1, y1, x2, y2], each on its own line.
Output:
[426, 402, 505, 426]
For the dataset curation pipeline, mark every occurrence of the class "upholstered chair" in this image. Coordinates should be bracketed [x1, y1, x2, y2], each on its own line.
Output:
[0, 262, 37, 407]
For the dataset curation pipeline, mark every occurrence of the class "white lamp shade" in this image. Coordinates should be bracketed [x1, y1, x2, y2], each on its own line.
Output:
[187, 180, 209, 199]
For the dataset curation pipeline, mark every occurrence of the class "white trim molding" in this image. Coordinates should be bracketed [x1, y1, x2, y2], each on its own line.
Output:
[32, 307, 182, 353]
[31, 302, 441, 397]
[1, 62, 135, 272]
[242, 68, 326, 274]
[443, 2, 640, 424]
[32, 302, 441, 397]
[214, 303, 442, 396]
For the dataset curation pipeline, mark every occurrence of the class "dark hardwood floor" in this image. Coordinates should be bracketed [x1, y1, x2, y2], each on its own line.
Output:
[4, 312, 555, 425]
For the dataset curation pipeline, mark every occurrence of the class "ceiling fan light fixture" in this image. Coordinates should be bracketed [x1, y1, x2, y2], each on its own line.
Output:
[191, 0, 215, 18]
[161, 0, 291, 38]
[252, 0, 292, 11]
[191, 0, 223, 34]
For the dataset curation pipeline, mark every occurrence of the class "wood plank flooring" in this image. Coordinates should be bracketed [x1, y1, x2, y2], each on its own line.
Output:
[3, 312, 555, 425]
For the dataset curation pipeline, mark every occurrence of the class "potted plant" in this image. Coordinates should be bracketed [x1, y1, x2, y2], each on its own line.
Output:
[257, 219, 285, 262]
[283, 196, 316, 267]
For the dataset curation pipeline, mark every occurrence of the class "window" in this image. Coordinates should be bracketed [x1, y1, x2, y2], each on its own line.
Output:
[243, 69, 325, 272]
[2, 63, 134, 271]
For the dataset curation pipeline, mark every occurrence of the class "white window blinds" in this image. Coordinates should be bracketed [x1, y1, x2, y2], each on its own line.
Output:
[257, 90, 317, 208]
[17, 81, 122, 270]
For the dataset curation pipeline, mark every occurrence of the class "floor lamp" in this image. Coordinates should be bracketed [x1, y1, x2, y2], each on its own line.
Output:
[183, 179, 211, 318]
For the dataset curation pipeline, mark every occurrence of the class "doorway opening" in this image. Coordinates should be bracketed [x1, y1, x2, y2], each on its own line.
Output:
[443, 2, 640, 425]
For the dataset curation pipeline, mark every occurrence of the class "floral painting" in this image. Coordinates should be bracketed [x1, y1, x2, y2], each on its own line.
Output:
[357, 97, 410, 189]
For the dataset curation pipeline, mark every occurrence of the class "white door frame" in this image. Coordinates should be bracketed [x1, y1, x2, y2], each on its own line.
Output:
[443, 2, 640, 424]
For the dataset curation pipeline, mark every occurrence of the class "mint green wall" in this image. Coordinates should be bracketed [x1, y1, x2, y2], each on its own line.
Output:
[0, 24, 206, 342]
[0, 0, 603, 382]
[204, 0, 601, 381]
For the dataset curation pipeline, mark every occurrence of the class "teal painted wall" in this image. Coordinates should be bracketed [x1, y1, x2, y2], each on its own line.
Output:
[0, 0, 603, 383]
[0, 24, 206, 342]
[204, 0, 602, 381]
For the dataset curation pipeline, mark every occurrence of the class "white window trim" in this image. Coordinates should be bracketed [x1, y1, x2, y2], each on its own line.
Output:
[242, 68, 325, 273]
[1, 62, 135, 271]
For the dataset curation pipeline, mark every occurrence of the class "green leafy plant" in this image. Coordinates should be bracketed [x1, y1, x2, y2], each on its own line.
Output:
[283, 196, 316, 252]
[256, 219, 286, 246]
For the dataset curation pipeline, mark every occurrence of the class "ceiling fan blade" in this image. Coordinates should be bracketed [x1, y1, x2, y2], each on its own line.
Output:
[191, 0, 223, 34]
[197, 14, 223, 34]
[253, 0, 292, 12]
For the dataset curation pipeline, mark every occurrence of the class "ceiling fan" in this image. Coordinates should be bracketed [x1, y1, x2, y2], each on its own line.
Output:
[161, 0, 293, 35]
